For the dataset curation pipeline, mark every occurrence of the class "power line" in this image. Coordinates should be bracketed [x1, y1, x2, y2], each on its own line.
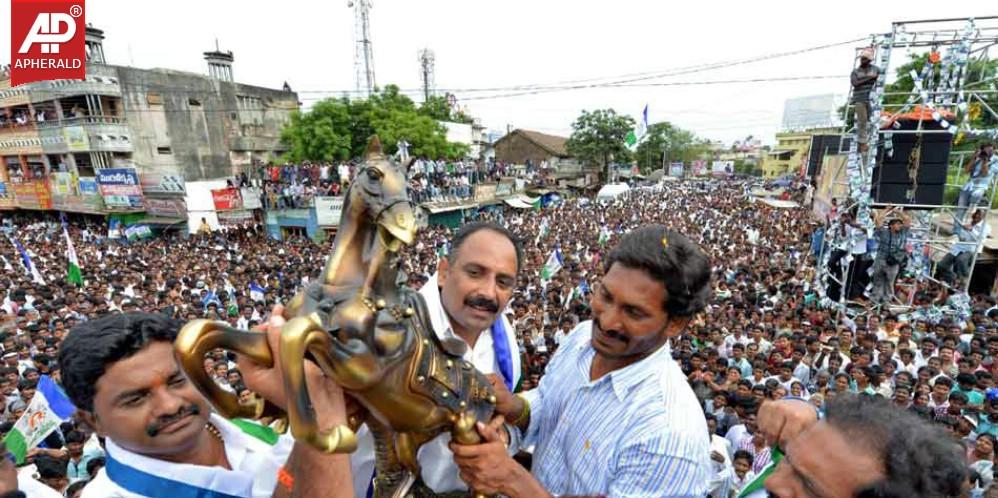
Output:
[0, 73, 854, 118]
[5, 35, 865, 107]
[458, 75, 848, 101]
[293, 35, 868, 96]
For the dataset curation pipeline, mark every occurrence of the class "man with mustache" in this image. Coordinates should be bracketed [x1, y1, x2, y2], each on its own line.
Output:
[350, 221, 523, 497]
[58, 312, 355, 498]
[451, 225, 712, 497]
[744, 396, 967, 498]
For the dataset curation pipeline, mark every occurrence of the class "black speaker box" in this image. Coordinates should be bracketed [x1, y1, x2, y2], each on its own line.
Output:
[872, 161, 948, 184]
[871, 182, 945, 206]
[807, 135, 842, 178]
[871, 118, 953, 207]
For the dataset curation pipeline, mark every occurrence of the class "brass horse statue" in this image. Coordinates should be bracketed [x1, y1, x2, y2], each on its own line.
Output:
[175, 137, 497, 498]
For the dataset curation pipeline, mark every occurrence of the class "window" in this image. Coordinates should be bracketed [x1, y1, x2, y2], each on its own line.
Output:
[157, 146, 172, 155]
[147, 92, 162, 105]
[188, 98, 201, 106]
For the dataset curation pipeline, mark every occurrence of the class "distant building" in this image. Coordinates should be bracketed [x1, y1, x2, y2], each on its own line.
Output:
[493, 128, 595, 185]
[781, 94, 844, 131]
[761, 127, 840, 178]
[439, 119, 490, 160]
[0, 25, 297, 217]
[494, 129, 572, 167]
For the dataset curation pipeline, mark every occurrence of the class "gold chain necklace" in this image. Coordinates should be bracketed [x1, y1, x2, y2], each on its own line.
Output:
[205, 422, 224, 442]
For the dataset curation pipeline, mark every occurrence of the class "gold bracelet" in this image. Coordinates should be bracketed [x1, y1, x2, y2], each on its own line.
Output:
[509, 394, 531, 428]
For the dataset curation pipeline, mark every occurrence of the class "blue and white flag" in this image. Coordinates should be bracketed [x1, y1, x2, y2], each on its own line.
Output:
[540, 248, 563, 283]
[249, 282, 266, 303]
[3, 375, 75, 464]
[201, 290, 221, 309]
[11, 238, 45, 284]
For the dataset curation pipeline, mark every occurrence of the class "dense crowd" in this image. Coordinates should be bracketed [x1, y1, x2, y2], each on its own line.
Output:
[0, 178, 995, 496]
[250, 158, 537, 210]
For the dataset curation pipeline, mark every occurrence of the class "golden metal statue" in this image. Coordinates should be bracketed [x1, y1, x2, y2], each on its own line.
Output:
[175, 137, 497, 498]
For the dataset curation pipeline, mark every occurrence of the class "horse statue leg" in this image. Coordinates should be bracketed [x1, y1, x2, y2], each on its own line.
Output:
[174, 320, 283, 419]
[279, 313, 359, 453]
[451, 412, 493, 498]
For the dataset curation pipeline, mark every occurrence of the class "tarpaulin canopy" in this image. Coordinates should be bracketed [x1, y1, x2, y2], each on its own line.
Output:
[756, 198, 799, 209]
[596, 183, 630, 201]
[504, 195, 540, 209]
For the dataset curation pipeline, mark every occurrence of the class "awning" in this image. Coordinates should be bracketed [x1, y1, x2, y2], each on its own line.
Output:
[750, 187, 785, 197]
[768, 150, 795, 158]
[756, 198, 799, 209]
[504, 195, 540, 209]
[136, 216, 187, 226]
[425, 203, 476, 214]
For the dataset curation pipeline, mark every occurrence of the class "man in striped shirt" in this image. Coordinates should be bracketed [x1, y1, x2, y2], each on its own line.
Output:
[451, 225, 712, 497]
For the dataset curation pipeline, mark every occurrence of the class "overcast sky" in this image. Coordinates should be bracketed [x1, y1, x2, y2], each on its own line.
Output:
[2, 0, 995, 144]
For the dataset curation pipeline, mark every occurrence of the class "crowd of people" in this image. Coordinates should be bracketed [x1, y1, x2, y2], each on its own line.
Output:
[249, 157, 538, 210]
[0, 177, 993, 496]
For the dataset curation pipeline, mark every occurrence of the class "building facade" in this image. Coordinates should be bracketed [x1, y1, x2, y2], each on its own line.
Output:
[494, 129, 573, 168]
[0, 26, 297, 218]
[761, 127, 839, 179]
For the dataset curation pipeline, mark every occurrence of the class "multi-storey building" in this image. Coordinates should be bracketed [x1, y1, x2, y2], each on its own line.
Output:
[0, 25, 298, 220]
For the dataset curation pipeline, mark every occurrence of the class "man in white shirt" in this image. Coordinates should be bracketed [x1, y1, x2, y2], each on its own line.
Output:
[722, 326, 750, 357]
[59, 312, 354, 498]
[937, 209, 990, 285]
[915, 337, 938, 369]
[749, 327, 773, 356]
[235, 305, 255, 330]
[349, 222, 523, 497]
[706, 413, 734, 498]
[552, 319, 572, 346]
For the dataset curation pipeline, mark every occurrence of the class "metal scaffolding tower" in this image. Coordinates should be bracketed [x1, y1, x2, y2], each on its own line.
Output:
[816, 16, 998, 320]
[349, 0, 376, 97]
[419, 48, 436, 103]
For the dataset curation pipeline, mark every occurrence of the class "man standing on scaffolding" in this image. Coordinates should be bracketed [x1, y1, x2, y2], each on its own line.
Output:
[851, 47, 880, 153]
[956, 142, 996, 221]
[937, 208, 990, 286]
[826, 211, 867, 303]
[870, 207, 910, 307]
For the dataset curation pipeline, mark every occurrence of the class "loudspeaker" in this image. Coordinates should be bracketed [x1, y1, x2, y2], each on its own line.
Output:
[872, 118, 953, 207]
[872, 161, 948, 184]
[871, 182, 945, 206]
[807, 135, 843, 178]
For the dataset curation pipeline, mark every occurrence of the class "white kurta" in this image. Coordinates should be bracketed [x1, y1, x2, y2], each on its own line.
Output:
[349, 273, 522, 496]
[81, 414, 293, 498]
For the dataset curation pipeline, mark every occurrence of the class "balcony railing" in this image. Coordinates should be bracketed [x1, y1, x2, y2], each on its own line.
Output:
[0, 121, 38, 137]
[36, 115, 126, 129]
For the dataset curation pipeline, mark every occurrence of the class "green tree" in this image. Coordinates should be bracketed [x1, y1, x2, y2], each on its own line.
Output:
[280, 98, 353, 163]
[566, 109, 635, 182]
[280, 85, 469, 161]
[884, 53, 997, 133]
[733, 159, 761, 176]
[633, 122, 710, 173]
[418, 95, 473, 124]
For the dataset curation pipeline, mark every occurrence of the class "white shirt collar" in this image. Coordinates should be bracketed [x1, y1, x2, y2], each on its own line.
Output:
[418, 273, 521, 385]
[104, 413, 259, 497]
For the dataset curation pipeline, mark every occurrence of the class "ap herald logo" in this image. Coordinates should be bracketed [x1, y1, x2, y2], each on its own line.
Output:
[10, 0, 86, 86]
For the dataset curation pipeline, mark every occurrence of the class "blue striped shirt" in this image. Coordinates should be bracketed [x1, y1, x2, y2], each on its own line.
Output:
[525, 321, 711, 497]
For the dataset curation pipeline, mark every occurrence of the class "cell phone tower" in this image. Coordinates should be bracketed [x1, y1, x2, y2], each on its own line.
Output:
[418, 48, 436, 103]
[349, 0, 376, 98]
